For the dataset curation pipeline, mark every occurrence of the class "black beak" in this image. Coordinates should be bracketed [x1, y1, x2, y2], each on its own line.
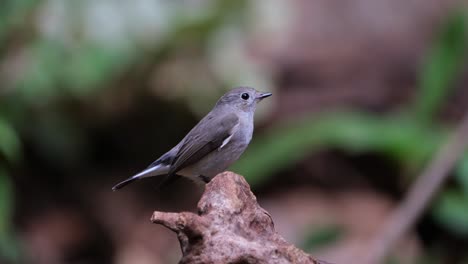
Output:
[256, 92, 272, 100]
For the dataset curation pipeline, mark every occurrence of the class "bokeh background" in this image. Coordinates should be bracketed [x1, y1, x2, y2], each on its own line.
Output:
[1, 0, 468, 263]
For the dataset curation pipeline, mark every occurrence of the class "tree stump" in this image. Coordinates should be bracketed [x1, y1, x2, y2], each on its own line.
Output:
[151, 171, 330, 264]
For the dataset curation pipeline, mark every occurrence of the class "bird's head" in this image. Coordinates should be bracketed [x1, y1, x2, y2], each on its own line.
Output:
[216, 86, 272, 113]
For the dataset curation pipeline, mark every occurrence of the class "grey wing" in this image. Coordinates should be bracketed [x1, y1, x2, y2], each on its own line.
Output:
[147, 144, 179, 168]
[168, 112, 239, 176]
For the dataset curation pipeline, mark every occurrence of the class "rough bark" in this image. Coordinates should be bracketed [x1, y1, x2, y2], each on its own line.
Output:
[151, 171, 330, 264]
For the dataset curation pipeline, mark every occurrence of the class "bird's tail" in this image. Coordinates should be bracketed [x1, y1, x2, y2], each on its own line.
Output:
[112, 164, 169, 191]
[112, 177, 138, 190]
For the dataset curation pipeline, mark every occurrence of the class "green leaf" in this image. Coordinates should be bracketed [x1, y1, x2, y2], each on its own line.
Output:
[432, 189, 468, 235]
[414, 12, 467, 123]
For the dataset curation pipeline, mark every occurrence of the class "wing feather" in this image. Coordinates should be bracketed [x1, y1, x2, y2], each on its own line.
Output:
[168, 112, 239, 175]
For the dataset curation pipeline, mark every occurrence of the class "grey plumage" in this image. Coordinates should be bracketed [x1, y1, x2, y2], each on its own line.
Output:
[112, 87, 272, 190]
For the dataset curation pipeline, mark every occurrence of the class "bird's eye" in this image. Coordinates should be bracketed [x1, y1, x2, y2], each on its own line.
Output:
[241, 93, 250, 100]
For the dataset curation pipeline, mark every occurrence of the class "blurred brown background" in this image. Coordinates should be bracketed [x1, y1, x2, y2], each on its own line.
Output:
[0, 0, 467, 263]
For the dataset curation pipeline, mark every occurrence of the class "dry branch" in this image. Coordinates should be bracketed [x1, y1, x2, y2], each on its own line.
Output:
[151, 171, 330, 264]
[364, 113, 468, 263]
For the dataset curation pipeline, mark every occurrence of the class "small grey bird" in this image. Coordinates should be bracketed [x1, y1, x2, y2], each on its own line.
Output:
[112, 87, 272, 190]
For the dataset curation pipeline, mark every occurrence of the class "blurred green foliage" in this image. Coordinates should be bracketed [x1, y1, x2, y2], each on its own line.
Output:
[0, 169, 20, 262]
[0, 0, 250, 261]
[0, 118, 20, 163]
[0, 118, 21, 262]
[415, 12, 467, 123]
[415, 249, 444, 264]
[432, 189, 468, 235]
[300, 224, 343, 252]
[17, 40, 133, 102]
[0, 0, 40, 43]
[4, 0, 248, 106]
[233, 112, 446, 186]
[234, 11, 468, 239]
[455, 155, 468, 193]
[433, 152, 468, 235]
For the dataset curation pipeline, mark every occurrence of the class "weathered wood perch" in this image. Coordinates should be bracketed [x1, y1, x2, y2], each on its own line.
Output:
[150, 171, 330, 264]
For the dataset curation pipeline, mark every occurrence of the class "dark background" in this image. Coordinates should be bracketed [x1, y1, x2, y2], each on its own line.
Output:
[0, 1, 467, 263]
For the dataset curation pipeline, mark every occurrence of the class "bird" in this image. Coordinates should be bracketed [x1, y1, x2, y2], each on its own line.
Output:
[112, 86, 272, 190]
